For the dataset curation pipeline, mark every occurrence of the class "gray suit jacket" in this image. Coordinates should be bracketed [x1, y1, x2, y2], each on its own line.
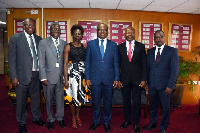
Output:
[8, 32, 42, 85]
[38, 37, 66, 84]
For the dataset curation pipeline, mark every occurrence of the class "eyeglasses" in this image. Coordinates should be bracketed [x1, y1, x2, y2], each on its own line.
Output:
[97, 29, 108, 32]
[24, 23, 35, 27]
[154, 36, 164, 39]
[51, 28, 60, 31]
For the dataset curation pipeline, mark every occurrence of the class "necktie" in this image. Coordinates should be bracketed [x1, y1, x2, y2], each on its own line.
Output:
[128, 42, 132, 62]
[29, 35, 38, 69]
[100, 39, 104, 59]
[55, 39, 60, 60]
[156, 48, 161, 65]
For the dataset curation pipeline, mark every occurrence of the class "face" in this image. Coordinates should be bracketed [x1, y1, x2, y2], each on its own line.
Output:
[154, 31, 165, 47]
[124, 27, 135, 42]
[50, 24, 61, 39]
[72, 29, 83, 42]
[97, 24, 108, 39]
[23, 19, 35, 35]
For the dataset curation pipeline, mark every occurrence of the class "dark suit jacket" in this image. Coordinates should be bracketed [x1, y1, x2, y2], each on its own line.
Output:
[85, 38, 120, 85]
[118, 41, 147, 85]
[8, 32, 42, 85]
[147, 45, 179, 90]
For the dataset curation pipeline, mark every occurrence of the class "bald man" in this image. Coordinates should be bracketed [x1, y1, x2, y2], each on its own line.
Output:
[118, 26, 147, 133]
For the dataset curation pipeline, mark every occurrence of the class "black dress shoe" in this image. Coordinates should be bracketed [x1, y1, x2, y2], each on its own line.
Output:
[120, 122, 131, 128]
[58, 120, 66, 128]
[47, 122, 54, 130]
[19, 125, 26, 133]
[133, 124, 140, 133]
[142, 124, 157, 130]
[32, 119, 46, 126]
[89, 123, 100, 130]
[160, 130, 166, 133]
[104, 124, 111, 132]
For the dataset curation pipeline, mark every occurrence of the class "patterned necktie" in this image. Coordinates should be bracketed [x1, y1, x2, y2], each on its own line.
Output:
[128, 42, 132, 62]
[55, 39, 60, 60]
[100, 39, 104, 59]
[29, 35, 38, 69]
[156, 48, 161, 64]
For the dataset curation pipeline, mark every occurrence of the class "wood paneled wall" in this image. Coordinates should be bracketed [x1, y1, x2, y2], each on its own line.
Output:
[7, 8, 200, 104]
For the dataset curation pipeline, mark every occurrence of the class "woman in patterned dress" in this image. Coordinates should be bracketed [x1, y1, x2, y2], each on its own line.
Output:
[63, 24, 87, 129]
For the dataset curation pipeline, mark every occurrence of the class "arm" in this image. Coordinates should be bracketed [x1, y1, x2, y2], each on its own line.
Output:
[63, 44, 70, 89]
[113, 43, 120, 88]
[85, 42, 91, 88]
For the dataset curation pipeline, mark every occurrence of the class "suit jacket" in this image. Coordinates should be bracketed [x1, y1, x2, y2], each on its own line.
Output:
[38, 37, 66, 84]
[8, 32, 42, 85]
[147, 45, 179, 90]
[118, 41, 147, 85]
[85, 38, 120, 85]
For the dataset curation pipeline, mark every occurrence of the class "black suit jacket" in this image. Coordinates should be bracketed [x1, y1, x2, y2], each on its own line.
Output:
[118, 41, 147, 85]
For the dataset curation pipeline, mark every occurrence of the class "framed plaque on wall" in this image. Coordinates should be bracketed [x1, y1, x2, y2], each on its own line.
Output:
[44, 19, 70, 42]
[168, 23, 192, 52]
[77, 20, 102, 46]
[139, 21, 163, 49]
[108, 20, 133, 45]
[14, 18, 39, 35]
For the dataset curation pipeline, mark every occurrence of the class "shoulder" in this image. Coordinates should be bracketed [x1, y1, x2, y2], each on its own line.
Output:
[135, 41, 145, 48]
[165, 45, 177, 52]
[34, 34, 42, 40]
[118, 42, 125, 48]
[107, 39, 117, 46]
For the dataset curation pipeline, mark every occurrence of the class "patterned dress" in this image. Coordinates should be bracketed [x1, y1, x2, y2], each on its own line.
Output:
[64, 43, 89, 107]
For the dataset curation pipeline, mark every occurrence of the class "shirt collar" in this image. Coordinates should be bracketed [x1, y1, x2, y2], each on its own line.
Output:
[51, 36, 60, 42]
[156, 43, 165, 50]
[24, 30, 33, 38]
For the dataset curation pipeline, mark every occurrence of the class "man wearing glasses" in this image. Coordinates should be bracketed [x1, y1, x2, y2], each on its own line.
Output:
[8, 18, 45, 133]
[85, 23, 119, 132]
[38, 22, 66, 130]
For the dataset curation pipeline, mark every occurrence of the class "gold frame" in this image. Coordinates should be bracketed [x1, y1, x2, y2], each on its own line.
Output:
[43, 19, 70, 42]
[168, 22, 193, 52]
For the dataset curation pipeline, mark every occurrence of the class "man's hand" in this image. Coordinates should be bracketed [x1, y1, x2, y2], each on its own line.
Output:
[86, 80, 91, 88]
[12, 78, 19, 87]
[139, 81, 146, 88]
[42, 80, 48, 86]
[113, 81, 118, 89]
[117, 82, 123, 89]
[165, 87, 172, 95]
[145, 85, 149, 91]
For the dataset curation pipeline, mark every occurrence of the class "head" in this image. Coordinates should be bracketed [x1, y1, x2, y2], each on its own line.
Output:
[124, 26, 135, 42]
[50, 22, 61, 39]
[154, 30, 165, 47]
[23, 18, 35, 35]
[97, 23, 108, 39]
[71, 24, 84, 42]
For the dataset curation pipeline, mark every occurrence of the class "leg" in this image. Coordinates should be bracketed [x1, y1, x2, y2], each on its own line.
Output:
[102, 84, 114, 124]
[132, 85, 142, 125]
[29, 71, 41, 121]
[69, 104, 77, 128]
[76, 107, 82, 126]
[90, 84, 102, 124]
[121, 81, 132, 122]
[158, 90, 172, 131]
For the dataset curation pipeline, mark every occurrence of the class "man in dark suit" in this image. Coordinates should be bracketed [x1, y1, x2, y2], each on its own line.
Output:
[38, 22, 66, 130]
[143, 30, 179, 133]
[85, 23, 119, 132]
[118, 26, 147, 133]
[8, 18, 46, 133]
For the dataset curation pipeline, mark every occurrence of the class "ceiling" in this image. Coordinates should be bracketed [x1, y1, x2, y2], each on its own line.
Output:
[0, 0, 200, 28]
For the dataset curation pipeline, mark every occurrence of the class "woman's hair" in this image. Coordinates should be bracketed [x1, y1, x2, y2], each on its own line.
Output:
[71, 24, 84, 35]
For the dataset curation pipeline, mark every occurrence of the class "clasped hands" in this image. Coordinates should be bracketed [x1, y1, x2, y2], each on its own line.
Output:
[86, 80, 118, 89]
[117, 81, 146, 89]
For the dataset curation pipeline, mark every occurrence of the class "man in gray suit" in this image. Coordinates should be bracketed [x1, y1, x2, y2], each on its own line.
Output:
[8, 18, 46, 133]
[38, 22, 66, 130]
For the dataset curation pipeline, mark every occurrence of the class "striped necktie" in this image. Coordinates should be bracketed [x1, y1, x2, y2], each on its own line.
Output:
[55, 39, 60, 60]
[29, 35, 38, 69]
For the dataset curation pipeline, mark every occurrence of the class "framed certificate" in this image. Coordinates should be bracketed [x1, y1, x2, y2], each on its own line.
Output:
[108, 20, 134, 45]
[168, 22, 192, 52]
[139, 21, 163, 49]
[77, 20, 102, 46]
[14, 18, 39, 35]
[44, 19, 70, 42]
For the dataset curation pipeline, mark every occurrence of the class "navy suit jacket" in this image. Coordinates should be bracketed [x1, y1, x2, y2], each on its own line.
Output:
[85, 38, 120, 85]
[147, 45, 179, 90]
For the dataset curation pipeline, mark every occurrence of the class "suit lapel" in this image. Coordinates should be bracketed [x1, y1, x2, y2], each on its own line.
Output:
[21, 32, 32, 58]
[158, 45, 167, 65]
[47, 37, 57, 57]
[104, 39, 111, 58]
[94, 39, 102, 58]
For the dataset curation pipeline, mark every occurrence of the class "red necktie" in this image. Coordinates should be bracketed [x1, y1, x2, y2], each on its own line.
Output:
[156, 48, 161, 64]
[128, 42, 132, 62]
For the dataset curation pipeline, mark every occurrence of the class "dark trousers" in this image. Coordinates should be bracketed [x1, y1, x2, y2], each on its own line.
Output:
[90, 83, 114, 124]
[15, 71, 41, 125]
[121, 79, 142, 125]
[149, 87, 172, 130]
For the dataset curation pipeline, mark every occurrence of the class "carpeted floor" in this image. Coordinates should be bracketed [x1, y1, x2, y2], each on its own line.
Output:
[0, 74, 200, 133]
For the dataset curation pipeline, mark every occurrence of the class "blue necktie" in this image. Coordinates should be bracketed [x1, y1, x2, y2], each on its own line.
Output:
[29, 35, 38, 69]
[100, 39, 104, 59]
